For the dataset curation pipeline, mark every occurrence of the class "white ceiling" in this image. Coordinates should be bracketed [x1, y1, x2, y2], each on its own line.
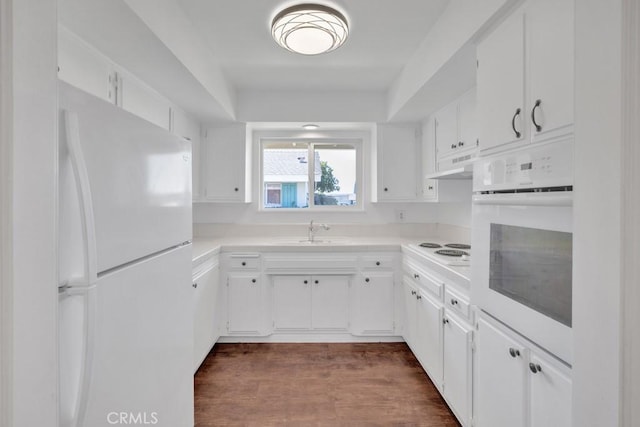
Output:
[58, 0, 496, 123]
[178, 0, 450, 92]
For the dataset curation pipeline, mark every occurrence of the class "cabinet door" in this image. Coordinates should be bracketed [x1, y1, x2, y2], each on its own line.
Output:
[529, 353, 572, 427]
[435, 102, 458, 159]
[527, 0, 574, 142]
[475, 316, 526, 427]
[193, 265, 219, 371]
[227, 273, 263, 334]
[457, 89, 478, 152]
[477, 8, 525, 151]
[402, 279, 418, 349]
[415, 291, 443, 387]
[377, 124, 418, 201]
[58, 27, 113, 102]
[204, 124, 249, 202]
[273, 276, 312, 330]
[443, 313, 472, 426]
[120, 74, 172, 130]
[311, 276, 349, 331]
[352, 273, 395, 335]
[172, 109, 201, 200]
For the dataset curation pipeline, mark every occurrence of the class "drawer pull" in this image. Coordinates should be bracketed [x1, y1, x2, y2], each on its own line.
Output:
[376, 261, 381, 266]
[413, 273, 419, 279]
[410, 290, 416, 296]
[251, 279, 256, 284]
[416, 294, 422, 300]
[365, 278, 370, 283]
[241, 261, 246, 266]
[192, 283, 198, 289]
[442, 318, 449, 325]
[529, 363, 542, 374]
[509, 348, 521, 358]
[450, 298, 458, 306]
[303, 280, 308, 284]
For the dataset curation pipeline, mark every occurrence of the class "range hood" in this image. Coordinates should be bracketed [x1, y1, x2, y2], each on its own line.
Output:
[425, 163, 473, 180]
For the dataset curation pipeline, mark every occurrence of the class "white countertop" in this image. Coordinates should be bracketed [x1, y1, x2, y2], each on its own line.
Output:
[192, 236, 471, 283]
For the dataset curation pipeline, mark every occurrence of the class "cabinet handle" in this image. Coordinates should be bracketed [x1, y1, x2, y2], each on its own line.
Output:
[413, 273, 419, 279]
[234, 187, 239, 192]
[451, 144, 457, 150]
[241, 261, 246, 266]
[509, 347, 521, 358]
[531, 99, 542, 132]
[458, 141, 464, 147]
[450, 298, 458, 306]
[314, 280, 319, 284]
[365, 278, 370, 283]
[303, 280, 308, 284]
[529, 363, 542, 374]
[511, 108, 522, 138]
[416, 294, 422, 300]
[384, 187, 389, 192]
[410, 290, 417, 296]
[428, 185, 434, 190]
[251, 279, 256, 283]
[376, 261, 381, 266]
[442, 318, 449, 325]
[192, 282, 198, 289]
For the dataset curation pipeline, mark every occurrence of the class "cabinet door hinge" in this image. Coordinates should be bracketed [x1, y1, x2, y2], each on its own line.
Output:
[471, 341, 476, 353]
[226, 321, 229, 332]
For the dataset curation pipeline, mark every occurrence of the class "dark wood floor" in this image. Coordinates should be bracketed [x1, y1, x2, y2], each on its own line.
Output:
[194, 342, 461, 426]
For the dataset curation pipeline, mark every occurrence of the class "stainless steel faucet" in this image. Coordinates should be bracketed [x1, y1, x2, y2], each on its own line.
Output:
[308, 220, 330, 242]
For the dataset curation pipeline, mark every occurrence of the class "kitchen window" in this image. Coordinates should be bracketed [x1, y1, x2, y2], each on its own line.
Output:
[260, 140, 360, 210]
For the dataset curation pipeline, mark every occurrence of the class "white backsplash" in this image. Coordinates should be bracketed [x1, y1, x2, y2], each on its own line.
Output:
[193, 222, 470, 243]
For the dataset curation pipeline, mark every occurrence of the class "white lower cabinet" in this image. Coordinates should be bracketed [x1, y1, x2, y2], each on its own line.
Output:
[227, 272, 264, 335]
[351, 272, 395, 335]
[442, 312, 473, 426]
[192, 258, 220, 372]
[272, 275, 349, 332]
[402, 251, 473, 427]
[475, 313, 572, 427]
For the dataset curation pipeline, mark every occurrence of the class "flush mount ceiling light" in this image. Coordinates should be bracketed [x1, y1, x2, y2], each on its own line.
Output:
[271, 3, 349, 55]
[302, 123, 319, 130]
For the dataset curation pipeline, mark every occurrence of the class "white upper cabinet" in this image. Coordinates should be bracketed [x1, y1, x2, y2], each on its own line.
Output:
[202, 124, 251, 203]
[58, 27, 114, 103]
[120, 73, 172, 130]
[374, 124, 420, 202]
[477, 0, 573, 153]
[477, 7, 526, 152]
[172, 109, 202, 200]
[434, 89, 478, 172]
[527, 0, 574, 143]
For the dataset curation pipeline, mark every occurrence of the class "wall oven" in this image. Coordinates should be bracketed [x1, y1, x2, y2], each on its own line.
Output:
[471, 140, 573, 364]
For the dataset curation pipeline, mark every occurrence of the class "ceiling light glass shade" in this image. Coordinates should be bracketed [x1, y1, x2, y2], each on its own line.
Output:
[271, 4, 349, 55]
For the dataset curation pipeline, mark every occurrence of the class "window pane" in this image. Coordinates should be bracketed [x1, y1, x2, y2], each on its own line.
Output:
[263, 145, 309, 209]
[313, 145, 357, 206]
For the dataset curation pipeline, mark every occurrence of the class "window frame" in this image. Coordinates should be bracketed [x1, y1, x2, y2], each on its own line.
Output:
[259, 138, 363, 212]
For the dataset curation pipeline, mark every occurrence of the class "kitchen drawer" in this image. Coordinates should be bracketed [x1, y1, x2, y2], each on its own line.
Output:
[403, 261, 443, 299]
[444, 287, 470, 320]
[361, 255, 395, 270]
[227, 253, 261, 270]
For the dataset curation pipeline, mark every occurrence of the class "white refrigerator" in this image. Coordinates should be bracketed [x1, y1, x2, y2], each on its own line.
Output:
[58, 82, 194, 427]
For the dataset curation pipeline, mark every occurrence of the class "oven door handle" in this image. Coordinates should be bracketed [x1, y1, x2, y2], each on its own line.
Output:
[472, 191, 573, 207]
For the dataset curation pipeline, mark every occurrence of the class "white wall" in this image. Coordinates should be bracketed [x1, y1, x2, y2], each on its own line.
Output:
[3, 0, 59, 426]
[193, 125, 473, 229]
[573, 1, 622, 426]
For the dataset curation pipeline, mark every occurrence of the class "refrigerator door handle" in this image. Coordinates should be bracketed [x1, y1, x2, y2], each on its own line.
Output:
[63, 110, 98, 282]
[59, 284, 97, 427]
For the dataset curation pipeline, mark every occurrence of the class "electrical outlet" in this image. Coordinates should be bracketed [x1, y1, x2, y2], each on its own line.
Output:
[396, 209, 406, 222]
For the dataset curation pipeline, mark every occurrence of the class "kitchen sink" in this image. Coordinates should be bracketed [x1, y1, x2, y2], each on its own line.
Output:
[273, 238, 352, 245]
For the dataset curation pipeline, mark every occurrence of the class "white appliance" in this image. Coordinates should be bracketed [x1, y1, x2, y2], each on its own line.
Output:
[471, 139, 573, 364]
[58, 82, 194, 427]
[407, 242, 471, 266]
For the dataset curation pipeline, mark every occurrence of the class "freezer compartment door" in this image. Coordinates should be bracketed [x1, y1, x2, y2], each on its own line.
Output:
[81, 244, 193, 427]
[59, 82, 192, 274]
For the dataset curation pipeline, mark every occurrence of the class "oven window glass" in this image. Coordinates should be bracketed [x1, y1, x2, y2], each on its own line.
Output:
[489, 224, 572, 327]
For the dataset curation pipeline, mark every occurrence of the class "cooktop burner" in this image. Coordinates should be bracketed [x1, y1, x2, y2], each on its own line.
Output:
[419, 243, 443, 249]
[435, 249, 469, 257]
[444, 243, 471, 250]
